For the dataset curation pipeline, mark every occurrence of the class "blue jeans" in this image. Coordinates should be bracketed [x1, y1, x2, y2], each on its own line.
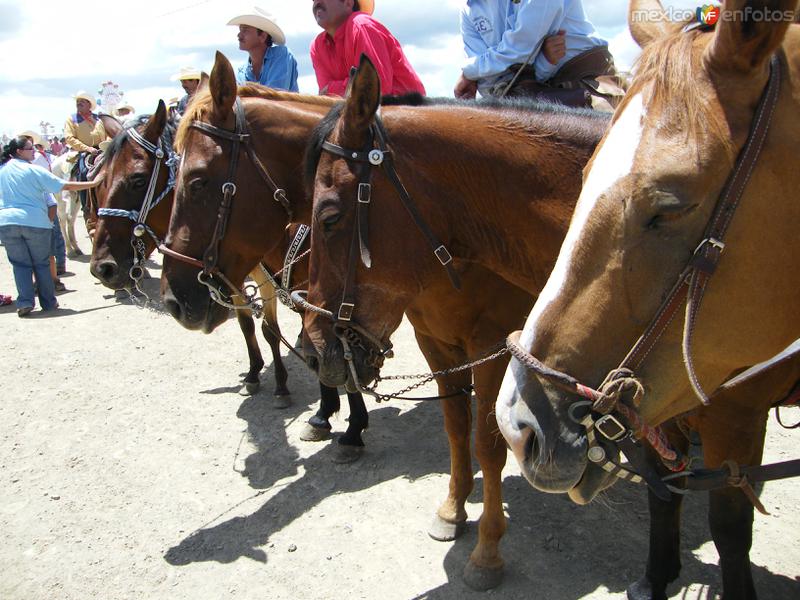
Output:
[52, 214, 66, 271]
[0, 224, 58, 310]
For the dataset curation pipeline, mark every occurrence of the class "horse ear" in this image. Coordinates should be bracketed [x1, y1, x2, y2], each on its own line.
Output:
[341, 54, 381, 141]
[706, 0, 794, 73]
[628, 0, 669, 49]
[143, 100, 167, 144]
[210, 51, 237, 120]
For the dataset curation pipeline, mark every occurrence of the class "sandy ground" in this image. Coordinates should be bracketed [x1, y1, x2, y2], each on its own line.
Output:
[1, 248, 799, 600]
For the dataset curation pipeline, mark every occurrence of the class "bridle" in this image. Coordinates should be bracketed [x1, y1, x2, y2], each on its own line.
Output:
[95, 123, 178, 284]
[294, 113, 462, 397]
[507, 54, 786, 501]
[158, 97, 295, 308]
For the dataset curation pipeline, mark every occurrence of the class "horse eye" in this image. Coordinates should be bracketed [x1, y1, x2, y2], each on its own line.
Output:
[322, 212, 341, 232]
[188, 178, 207, 193]
[127, 174, 147, 190]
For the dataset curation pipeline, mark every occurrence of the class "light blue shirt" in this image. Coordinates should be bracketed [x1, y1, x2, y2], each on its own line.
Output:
[237, 45, 300, 92]
[0, 159, 65, 229]
[461, 0, 606, 94]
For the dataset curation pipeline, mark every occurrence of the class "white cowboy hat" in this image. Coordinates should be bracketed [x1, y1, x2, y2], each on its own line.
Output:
[227, 7, 286, 45]
[358, 0, 375, 15]
[17, 130, 44, 146]
[73, 91, 97, 111]
[171, 67, 202, 82]
[115, 103, 135, 114]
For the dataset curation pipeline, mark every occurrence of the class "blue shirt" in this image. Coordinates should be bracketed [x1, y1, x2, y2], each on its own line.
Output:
[0, 159, 65, 229]
[237, 45, 300, 92]
[461, 0, 606, 94]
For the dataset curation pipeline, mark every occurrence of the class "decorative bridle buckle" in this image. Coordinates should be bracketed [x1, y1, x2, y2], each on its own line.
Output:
[338, 302, 355, 321]
[358, 183, 371, 204]
[594, 414, 627, 441]
[434, 245, 453, 266]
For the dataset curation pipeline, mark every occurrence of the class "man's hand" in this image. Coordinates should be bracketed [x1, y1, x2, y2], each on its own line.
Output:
[89, 148, 100, 155]
[542, 30, 566, 65]
[454, 73, 478, 100]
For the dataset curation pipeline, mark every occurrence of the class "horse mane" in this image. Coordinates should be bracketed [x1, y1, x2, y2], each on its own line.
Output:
[618, 23, 733, 157]
[103, 114, 179, 162]
[304, 96, 609, 194]
[175, 85, 338, 152]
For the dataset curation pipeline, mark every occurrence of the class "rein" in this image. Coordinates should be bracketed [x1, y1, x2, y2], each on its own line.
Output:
[158, 97, 295, 310]
[506, 56, 791, 502]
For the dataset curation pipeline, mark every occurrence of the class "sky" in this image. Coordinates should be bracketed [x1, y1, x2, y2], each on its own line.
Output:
[0, 0, 700, 139]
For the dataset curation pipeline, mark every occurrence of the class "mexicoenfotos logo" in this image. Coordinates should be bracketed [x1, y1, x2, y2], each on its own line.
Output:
[696, 4, 721, 25]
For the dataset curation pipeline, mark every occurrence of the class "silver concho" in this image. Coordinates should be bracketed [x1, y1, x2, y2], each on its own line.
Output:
[368, 149, 384, 166]
[587, 446, 606, 464]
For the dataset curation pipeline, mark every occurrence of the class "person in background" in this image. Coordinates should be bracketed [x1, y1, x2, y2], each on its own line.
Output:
[63, 91, 107, 230]
[310, 0, 425, 97]
[115, 103, 136, 122]
[228, 7, 299, 91]
[49, 137, 64, 156]
[172, 68, 203, 116]
[0, 137, 100, 316]
[455, 0, 622, 108]
[18, 132, 67, 289]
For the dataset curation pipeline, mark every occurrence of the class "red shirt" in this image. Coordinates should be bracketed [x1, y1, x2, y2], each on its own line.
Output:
[310, 12, 426, 97]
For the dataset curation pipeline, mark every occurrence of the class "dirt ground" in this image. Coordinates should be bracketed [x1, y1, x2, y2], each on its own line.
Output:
[1, 248, 798, 600]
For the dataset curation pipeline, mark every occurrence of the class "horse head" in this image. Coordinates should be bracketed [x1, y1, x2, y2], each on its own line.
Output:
[496, 0, 800, 502]
[90, 101, 173, 290]
[303, 55, 449, 389]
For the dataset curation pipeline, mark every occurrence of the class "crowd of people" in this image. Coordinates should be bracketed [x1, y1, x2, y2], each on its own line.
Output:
[1, 0, 620, 317]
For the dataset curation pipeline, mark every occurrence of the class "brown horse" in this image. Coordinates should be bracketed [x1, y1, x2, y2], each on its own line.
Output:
[88, 102, 289, 399]
[302, 56, 607, 588]
[158, 52, 370, 456]
[495, 0, 800, 597]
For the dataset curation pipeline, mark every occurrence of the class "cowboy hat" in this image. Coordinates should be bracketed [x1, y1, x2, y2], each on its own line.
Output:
[358, 0, 375, 15]
[115, 103, 135, 115]
[171, 67, 202, 82]
[227, 7, 286, 45]
[73, 91, 97, 111]
[17, 130, 44, 146]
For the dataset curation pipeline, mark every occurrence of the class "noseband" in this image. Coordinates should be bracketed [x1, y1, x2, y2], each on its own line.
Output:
[159, 97, 293, 305]
[507, 55, 783, 500]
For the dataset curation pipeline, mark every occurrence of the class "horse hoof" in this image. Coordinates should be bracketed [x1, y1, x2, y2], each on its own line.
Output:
[299, 423, 331, 442]
[239, 381, 260, 396]
[428, 515, 466, 541]
[272, 394, 291, 409]
[627, 577, 665, 600]
[331, 444, 364, 464]
[462, 560, 504, 591]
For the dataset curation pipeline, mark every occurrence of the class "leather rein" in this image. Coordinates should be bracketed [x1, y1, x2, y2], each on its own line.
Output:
[505, 56, 800, 504]
[158, 97, 300, 312]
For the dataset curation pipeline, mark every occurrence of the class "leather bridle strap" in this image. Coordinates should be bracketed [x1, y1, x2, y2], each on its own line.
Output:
[617, 55, 782, 404]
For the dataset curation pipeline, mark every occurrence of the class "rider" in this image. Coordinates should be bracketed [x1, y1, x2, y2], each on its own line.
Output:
[455, 0, 623, 108]
[63, 91, 107, 229]
[227, 7, 299, 91]
[310, 0, 426, 96]
[172, 67, 203, 116]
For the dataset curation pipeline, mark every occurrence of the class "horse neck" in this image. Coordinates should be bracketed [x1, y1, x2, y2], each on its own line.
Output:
[382, 107, 603, 294]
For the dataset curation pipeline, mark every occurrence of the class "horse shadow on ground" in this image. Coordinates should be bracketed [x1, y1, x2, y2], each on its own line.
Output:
[416, 475, 800, 599]
[162, 372, 799, 598]
[164, 387, 451, 566]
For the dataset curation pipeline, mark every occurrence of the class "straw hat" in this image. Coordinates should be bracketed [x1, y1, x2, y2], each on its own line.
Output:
[115, 103, 135, 115]
[171, 67, 202, 82]
[227, 7, 286, 45]
[359, 0, 375, 15]
[17, 130, 44, 146]
[73, 91, 97, 111]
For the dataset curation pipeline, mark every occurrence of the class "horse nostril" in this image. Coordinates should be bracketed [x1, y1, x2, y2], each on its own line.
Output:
[525, 430, 541, 464]
[98, 261, 118, 282]
[306, 355, 320, 373]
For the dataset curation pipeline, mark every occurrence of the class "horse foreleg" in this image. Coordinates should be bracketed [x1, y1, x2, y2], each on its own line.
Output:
[256, 292, 290, 404]
[628, 422, 690, 600]
[462, 356, 508, 591]
[58, 190, 82, 257]
[232, 300, 265, 396]
[698, 402, 768, 600]
[301, 383, 340, 442]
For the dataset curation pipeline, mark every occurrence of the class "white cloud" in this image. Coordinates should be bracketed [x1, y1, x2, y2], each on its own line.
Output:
[0, 0, 697, 137]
